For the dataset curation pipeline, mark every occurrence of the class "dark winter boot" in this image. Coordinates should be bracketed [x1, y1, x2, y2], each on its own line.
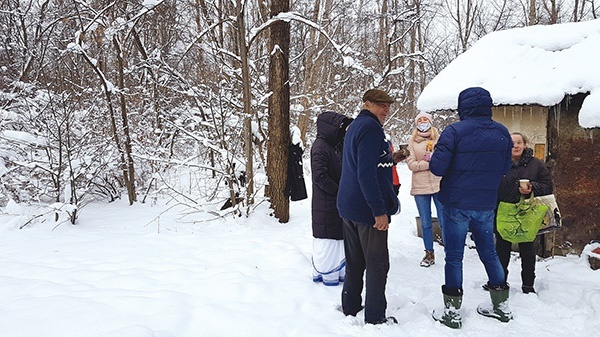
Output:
[432, 286, 463, 329]
[522, 285, 536, 294]
[477, 284, 513, 322]
[369, 316, 398, 325]
[483, 281, 510, 291]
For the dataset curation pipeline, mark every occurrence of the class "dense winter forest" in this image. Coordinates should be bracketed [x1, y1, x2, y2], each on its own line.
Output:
[1, 0, 598, 225]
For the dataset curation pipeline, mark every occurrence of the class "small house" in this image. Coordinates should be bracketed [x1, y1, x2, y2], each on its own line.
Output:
[417, 19, 600, 256]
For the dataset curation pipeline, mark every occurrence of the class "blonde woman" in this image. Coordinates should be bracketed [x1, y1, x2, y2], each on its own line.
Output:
[407, 112, 444, 267]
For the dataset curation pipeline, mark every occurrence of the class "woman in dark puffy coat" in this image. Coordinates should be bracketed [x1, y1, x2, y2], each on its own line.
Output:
[491, 132, 553, 294]
[310, 111, 353, 286]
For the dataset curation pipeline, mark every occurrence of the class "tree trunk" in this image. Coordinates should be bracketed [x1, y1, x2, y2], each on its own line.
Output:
[451, 0, 477, 52]
[236, 0, 255, 206]
[296, 0, 333, 143]
[380, 0, 389, 61]
[529, 0, 536, 25]
[407, 0, 418, 118]
[546, 0, 558, 24]
[78, 27, 132, 206]
[267, 0, 291, 223]
[297, 0, 322, 144]
[416, 1, 426, 93]
[113, 35, 137, 204]
[244, 116, 254, 205]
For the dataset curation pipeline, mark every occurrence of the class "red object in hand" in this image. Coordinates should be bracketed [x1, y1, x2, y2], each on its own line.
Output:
[423, 153, 431, 162]
[593, 247, 600, 255]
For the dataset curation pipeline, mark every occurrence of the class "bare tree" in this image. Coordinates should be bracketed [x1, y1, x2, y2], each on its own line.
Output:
[445, 0, 481, 52]
[529, 0, 537, 24]
[295, 0, 334, 143]
[235, 0, 255, 208]
[267, 0, 291, 222]
[68, 1, 142, 205]
[4, 0, 598, 226]
[541, 0, 559, 23]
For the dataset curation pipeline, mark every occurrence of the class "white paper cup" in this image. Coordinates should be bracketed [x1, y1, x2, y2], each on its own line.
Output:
[519, 179, 530, 189]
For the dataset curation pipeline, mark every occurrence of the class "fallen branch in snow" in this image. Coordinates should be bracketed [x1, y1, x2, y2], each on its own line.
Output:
[19, 214, 45, 230]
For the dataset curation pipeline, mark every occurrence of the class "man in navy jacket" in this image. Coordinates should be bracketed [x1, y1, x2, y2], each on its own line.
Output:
[337, 89, 399, 325]
[429, 87, 513, 328]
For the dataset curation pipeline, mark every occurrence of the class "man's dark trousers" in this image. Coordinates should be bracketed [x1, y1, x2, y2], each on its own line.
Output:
[341, 218, 390, 324]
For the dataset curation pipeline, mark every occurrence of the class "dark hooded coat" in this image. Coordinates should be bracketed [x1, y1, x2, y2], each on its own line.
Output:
[311, 111, 352, 239]
[285, 142, 308, 201]
[429, 87, 513, 210]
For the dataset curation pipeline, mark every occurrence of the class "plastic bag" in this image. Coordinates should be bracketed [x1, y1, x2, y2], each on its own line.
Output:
[496, 193, 549, 243]
[534, 194, 562, 235]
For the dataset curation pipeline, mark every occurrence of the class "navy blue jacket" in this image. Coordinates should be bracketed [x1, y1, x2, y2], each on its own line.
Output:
[429, 87, 512, 210]
[337, 110, 399, 225]
[311, 111, 351, 239]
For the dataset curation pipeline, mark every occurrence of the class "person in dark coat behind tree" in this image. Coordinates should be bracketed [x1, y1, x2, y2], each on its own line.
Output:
[285, 126, 308, 201]
[311, 111, 353, 286]
[488, 132, 553, 294]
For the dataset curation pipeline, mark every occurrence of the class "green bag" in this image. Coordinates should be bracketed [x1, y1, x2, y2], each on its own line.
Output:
[496, 193, 549, 243]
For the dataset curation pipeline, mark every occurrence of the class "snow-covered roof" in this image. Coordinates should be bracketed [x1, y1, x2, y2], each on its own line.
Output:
[417, 19, 600, 128]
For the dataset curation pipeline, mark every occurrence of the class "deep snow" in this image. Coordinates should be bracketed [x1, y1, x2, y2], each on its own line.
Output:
[1, 163, 599, 337]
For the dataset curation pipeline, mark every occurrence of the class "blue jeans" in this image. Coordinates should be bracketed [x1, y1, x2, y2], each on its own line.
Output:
[414, 193, 444, 251]
[442, 206, 506, 291]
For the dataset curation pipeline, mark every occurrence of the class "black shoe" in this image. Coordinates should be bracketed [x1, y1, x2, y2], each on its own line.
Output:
[367, 316, 398, 325]
[522, 286, 536, 294]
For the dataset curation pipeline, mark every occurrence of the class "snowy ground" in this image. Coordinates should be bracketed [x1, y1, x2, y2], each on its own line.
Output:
[1, 163, 599, 337]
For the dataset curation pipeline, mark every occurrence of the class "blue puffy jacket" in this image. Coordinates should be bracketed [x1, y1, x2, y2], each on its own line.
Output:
[337, 110, 399, 225]
[429, 87, 513, 211]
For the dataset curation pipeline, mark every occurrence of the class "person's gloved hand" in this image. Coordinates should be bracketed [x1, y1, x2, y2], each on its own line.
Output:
[393, 149, 410, 163]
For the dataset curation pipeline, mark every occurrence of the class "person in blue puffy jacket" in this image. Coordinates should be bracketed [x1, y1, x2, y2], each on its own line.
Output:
[429, 87, 513, 328]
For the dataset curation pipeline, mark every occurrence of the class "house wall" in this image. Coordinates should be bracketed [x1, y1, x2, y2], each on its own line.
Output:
[492, 105, 548, 159]
[546, 93, 600, 256]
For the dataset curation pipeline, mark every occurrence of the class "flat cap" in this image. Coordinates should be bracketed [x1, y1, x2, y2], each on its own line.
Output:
[362, 89, 395, 103]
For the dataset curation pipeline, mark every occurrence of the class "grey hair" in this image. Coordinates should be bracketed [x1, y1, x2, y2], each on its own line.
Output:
[511, 132, 529, 146]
